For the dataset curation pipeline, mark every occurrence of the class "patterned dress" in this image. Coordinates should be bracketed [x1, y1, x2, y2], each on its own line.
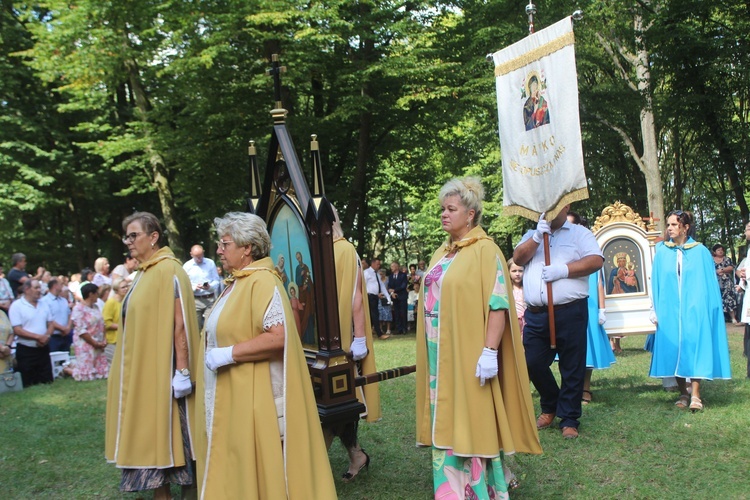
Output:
[424, 252, 510, 500]
[714, 256, 737, 315]
[70, 303, 109, 381]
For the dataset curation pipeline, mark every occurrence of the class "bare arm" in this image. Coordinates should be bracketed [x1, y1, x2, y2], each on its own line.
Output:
[352, 270, 366, 339]
[567, 255, 604, 279]
[484, 309, 506, 350]
[513, 237, 539, 267]
[230, 322, 285, 363]
[598, 278, 606, 309]
[174, 297, 189, 371]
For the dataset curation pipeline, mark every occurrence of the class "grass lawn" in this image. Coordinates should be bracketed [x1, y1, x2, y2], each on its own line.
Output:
[2, 325, 750, 499]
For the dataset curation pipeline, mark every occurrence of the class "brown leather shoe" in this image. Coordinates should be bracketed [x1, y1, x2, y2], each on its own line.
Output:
[536, 412, 556, 429]
[562, 426, 579, 439]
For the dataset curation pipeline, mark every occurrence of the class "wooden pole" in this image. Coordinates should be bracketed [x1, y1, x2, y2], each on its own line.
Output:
[543, 232, 557, 348]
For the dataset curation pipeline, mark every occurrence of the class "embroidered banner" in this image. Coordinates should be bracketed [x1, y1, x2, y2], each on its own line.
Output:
[492, 16, 588, 221]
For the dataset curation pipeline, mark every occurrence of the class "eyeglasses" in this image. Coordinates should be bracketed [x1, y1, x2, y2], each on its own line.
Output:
[217, 240, 235, 250]
[122, 232, 144, 244]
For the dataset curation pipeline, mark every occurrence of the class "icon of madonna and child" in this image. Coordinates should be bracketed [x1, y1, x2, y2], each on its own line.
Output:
[522, 72, 551, 131]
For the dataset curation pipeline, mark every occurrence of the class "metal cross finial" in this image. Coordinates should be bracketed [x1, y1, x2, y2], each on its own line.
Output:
[526, 1, 537, 34]
[266, 54, 287, 109]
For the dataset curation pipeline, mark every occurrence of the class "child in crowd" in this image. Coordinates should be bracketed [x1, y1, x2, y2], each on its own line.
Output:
[507, 258, 526, 336]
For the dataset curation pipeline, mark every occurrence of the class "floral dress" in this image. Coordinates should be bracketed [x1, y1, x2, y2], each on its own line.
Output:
[714, 256, 737, 315]
[423, 253, 510, 500]
[71, 302, 109, 381]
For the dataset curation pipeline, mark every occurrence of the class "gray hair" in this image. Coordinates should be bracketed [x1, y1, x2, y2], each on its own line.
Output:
[11, 253, 25, 267]
[438, 176, 485, 226]
[123, 212, 163, 246]
[94, 257, 109, 273]
[214, 212, 270, 261]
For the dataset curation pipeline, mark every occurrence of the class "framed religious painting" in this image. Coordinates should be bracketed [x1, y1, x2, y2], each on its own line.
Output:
[268, 201, 318, 349]
[602, 237, 646, 296]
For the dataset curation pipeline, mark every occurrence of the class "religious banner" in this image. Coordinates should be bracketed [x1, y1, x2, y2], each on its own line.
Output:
[492, 16, 587, 220]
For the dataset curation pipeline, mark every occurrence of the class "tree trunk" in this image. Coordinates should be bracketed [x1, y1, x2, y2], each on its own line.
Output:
[125, 58, 185, 257]
[634, 12, 664, 230]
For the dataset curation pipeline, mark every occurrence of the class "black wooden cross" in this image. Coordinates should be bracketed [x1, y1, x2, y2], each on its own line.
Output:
[266, 54, 286, 108]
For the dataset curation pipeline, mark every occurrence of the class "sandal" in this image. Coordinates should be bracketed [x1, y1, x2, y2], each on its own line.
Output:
[675, 395, 690, 408]
[342, 449, 370, 482]
[582, 389, 593, 404]
[689, 396, 703, 412]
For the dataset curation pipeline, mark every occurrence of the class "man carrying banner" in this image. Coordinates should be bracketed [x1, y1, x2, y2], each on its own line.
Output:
[513, 206, 603, 439]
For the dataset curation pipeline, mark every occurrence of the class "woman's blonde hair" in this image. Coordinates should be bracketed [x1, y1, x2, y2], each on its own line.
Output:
[438, 176, 485, 226]
[94, 257, 109, 274]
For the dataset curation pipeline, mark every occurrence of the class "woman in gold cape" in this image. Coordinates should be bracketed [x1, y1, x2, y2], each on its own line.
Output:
[195, 212, 336, 499]
[105, 212, 200, 498]
[416, 178, 541, 499]
[328, 209, 381, 482]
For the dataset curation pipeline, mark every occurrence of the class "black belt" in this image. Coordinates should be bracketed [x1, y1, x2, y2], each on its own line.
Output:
[526, 298, 585, 314]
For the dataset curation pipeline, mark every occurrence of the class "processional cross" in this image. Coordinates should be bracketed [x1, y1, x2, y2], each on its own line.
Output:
[266, 54, 287, 110]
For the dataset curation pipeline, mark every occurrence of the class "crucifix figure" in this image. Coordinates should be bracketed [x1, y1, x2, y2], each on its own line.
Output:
[643, 212, 660, 232]
[266, 53, 287, 109]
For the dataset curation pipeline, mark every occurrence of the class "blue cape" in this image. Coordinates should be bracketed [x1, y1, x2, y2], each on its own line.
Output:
[649, 238, 731, 379]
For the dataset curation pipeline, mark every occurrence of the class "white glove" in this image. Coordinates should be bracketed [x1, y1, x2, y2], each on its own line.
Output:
[350, 336, 368, 361]
[598, 309, 606, 325]
[649, 307, 658, 325]
[206, 345, 235, 371]
[172, 370, 192, 399]
[475, 347, 499, 386]
[542, 264, 569, 282]
[532, 213, 551, 244]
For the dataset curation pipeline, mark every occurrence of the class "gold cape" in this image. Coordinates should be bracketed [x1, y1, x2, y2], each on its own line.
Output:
[105, 246, 200, 468]
[416, 226, 542, 457]
[333, 238, 381, 422]
[194, 257, 337, 499]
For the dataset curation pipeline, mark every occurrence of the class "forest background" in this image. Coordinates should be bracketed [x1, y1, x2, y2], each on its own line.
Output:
[1, 0, 748, 272]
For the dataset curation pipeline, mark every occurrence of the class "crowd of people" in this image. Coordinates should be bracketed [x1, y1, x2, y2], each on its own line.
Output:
[1, 182, 747, 499]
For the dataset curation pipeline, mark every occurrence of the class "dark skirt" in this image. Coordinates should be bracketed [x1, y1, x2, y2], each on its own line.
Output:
[120, 398, 195, 492]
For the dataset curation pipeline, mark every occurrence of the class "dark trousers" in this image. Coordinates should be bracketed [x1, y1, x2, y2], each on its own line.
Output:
[744, 324, 750, 379]
[523, 298, 588, 429]
[367, 294, 382, 336]
[393, 297, 408, 334]
[49, 333, 72, 353]
[16, 344, 53, 387]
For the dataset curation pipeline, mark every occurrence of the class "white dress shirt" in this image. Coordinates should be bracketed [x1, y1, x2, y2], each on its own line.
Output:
[517, 220, 603, 307]
[363, 267, 380, 295]
[183, 258, 222, 297]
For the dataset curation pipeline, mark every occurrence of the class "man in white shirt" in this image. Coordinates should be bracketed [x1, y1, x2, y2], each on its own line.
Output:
[183, 244, 221, 330]
[363, 258, 389, 339]
[513, 205, 604, 439]
[41, 278, 73, 353]
[8, 279, 54, 387]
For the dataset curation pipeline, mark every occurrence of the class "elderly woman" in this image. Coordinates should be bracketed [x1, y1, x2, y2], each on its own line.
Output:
[416, 177, 541, 498]
[712, 244, 738, 324]
[69, 283, 108, 380]
[650, 210, 732, 412]
[195, 212, 335, 499]
[105, 212, 200, 499]
[92, 257, 112, 287]
[102, 278, 129, 365]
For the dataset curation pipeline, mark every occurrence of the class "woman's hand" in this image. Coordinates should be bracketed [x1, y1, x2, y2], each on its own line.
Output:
[206, 346, 236, 371]
[475, 348, 498, 386]
[350, 337, 368, 361]
[172, 370, 192, 398]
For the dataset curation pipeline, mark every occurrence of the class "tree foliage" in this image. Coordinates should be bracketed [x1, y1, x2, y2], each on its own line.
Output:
[1, 0, 748, 273]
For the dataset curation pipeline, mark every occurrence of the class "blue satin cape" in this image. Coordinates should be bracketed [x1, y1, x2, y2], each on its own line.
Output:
[648, 238, 731, 380]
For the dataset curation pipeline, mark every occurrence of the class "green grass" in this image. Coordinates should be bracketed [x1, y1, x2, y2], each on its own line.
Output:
[2, 327, 750, 499]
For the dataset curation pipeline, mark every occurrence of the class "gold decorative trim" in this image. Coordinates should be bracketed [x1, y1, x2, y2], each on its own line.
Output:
[505, 186, 589, 222]
[592, 201, 653, 232]
[494, 31, 575, 77]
